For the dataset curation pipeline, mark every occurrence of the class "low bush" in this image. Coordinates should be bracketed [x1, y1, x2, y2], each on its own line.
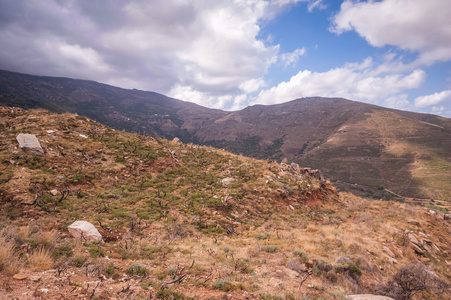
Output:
[375, 264, 448, 300]
[334, 262, 362, 280]
[214, 279, 234, 292]
[262, 245, 278, 253]
[125, 263, 148, 277]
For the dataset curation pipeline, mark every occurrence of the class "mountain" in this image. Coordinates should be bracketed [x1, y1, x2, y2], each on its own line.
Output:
[0, 107, 450, 299]
[1, 69, 450, 204]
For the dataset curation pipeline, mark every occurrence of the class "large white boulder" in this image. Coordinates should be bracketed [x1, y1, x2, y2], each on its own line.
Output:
[68, 221, 103, 243]
[16, 133, 44, 155]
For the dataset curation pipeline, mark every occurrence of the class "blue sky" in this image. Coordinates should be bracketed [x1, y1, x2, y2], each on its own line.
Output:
[0, 0, 450, 117]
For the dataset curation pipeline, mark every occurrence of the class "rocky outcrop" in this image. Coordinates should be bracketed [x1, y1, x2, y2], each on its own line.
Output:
[68, 221, 104, 243]
[16, 133, 44, 155]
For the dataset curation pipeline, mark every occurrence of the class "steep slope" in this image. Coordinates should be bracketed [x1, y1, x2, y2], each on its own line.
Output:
[0, 108, 450, 300]
[1, 69, 450, 203]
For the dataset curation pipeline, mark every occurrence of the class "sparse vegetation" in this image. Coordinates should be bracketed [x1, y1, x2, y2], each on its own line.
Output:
[0, 107, 449, 299]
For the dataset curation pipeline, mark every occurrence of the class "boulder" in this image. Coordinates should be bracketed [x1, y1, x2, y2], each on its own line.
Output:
[444, 214, 451, 220]
[16, 133, 44, 155]
[68, 221, 103, 243]
[347, 295, 395, 300]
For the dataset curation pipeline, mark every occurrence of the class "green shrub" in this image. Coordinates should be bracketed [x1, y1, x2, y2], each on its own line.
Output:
[125, 263, 148, 277]
[73, 255, 87, 268]
[214, 279, 234, 292]
[255, 232, 270, 240]
[87, 244, 105, 258]
[262, 245, 278, 253]
[293, 249, 308, 263]
[155, 288, 186, 299]
[334, 262, 362, 280]
[53, 245, 73, 260]
[312, 259, 333, 276]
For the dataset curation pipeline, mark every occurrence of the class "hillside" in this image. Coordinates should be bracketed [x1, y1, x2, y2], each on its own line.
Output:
[1, 69, 450, 204]
[0, 107, 450, 299]
[198, 98, 451, 205]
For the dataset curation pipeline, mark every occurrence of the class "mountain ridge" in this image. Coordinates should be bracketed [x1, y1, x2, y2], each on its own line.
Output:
[1, 69, 450, 203]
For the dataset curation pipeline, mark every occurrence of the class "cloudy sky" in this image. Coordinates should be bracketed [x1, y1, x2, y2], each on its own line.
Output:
[1, 0, 450, 117]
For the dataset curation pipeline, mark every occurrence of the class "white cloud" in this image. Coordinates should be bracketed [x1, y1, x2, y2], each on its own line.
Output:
[254, 59, 426, 106]
[239, 78, 266, 94]
[383, 94, 410, 110]
[332, 0, 451, 65]
[0, 0, 308, 109]
[279, 48, 306, 67]
[414, 90, 451, 108]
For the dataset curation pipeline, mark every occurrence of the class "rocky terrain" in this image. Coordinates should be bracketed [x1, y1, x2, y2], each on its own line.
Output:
[1, 69, 450, 204]
[0, 107, 450, 299]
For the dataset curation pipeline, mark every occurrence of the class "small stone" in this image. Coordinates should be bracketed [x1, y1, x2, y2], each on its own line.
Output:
[79, 134, 88, 138]
[46, 130, 56, 134]
[50, 189, 58, 196]
[30, 276, 41, 282]
[13, 274, 28, 280]
[407, 219, 420, 226]
[221, 177, 237, 186]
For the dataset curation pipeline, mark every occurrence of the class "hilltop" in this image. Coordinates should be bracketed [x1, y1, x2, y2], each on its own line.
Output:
[0, 107, 450, 299]
[1, 69, 450, 204]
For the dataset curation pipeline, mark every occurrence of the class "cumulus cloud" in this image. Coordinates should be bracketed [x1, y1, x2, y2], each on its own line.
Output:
[279, 48, 306, 67]
[0, 0, 324, 109]
[332, 0, 451, 65]
[414, 90, 451, 108]
[254, 58, 426, 106]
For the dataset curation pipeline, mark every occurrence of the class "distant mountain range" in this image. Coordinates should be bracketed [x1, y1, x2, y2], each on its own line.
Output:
[1, 69, 450, 203]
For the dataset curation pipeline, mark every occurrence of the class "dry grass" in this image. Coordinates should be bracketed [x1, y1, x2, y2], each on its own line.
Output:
[28, 247, 54, 271]
[0, 236, 24, 275]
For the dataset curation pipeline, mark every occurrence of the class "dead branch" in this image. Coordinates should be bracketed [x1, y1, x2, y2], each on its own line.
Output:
[58, 184, 70, 203]
[117, 284, 131, 294]
[298, 273, 310, 292]
[83, 152, 92, 164]
[161, 260, 195, 289]
[87, 281, 101, 300]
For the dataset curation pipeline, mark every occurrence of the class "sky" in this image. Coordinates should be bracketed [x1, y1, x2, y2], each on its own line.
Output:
[0, 0, 451, 117]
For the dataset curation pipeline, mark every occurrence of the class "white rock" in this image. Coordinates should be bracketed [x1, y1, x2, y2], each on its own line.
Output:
[68, 221, 103, 243]
[221, 177, 237, 186]
[16, 134, 44, 155]
[79, 134, 88, 138]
